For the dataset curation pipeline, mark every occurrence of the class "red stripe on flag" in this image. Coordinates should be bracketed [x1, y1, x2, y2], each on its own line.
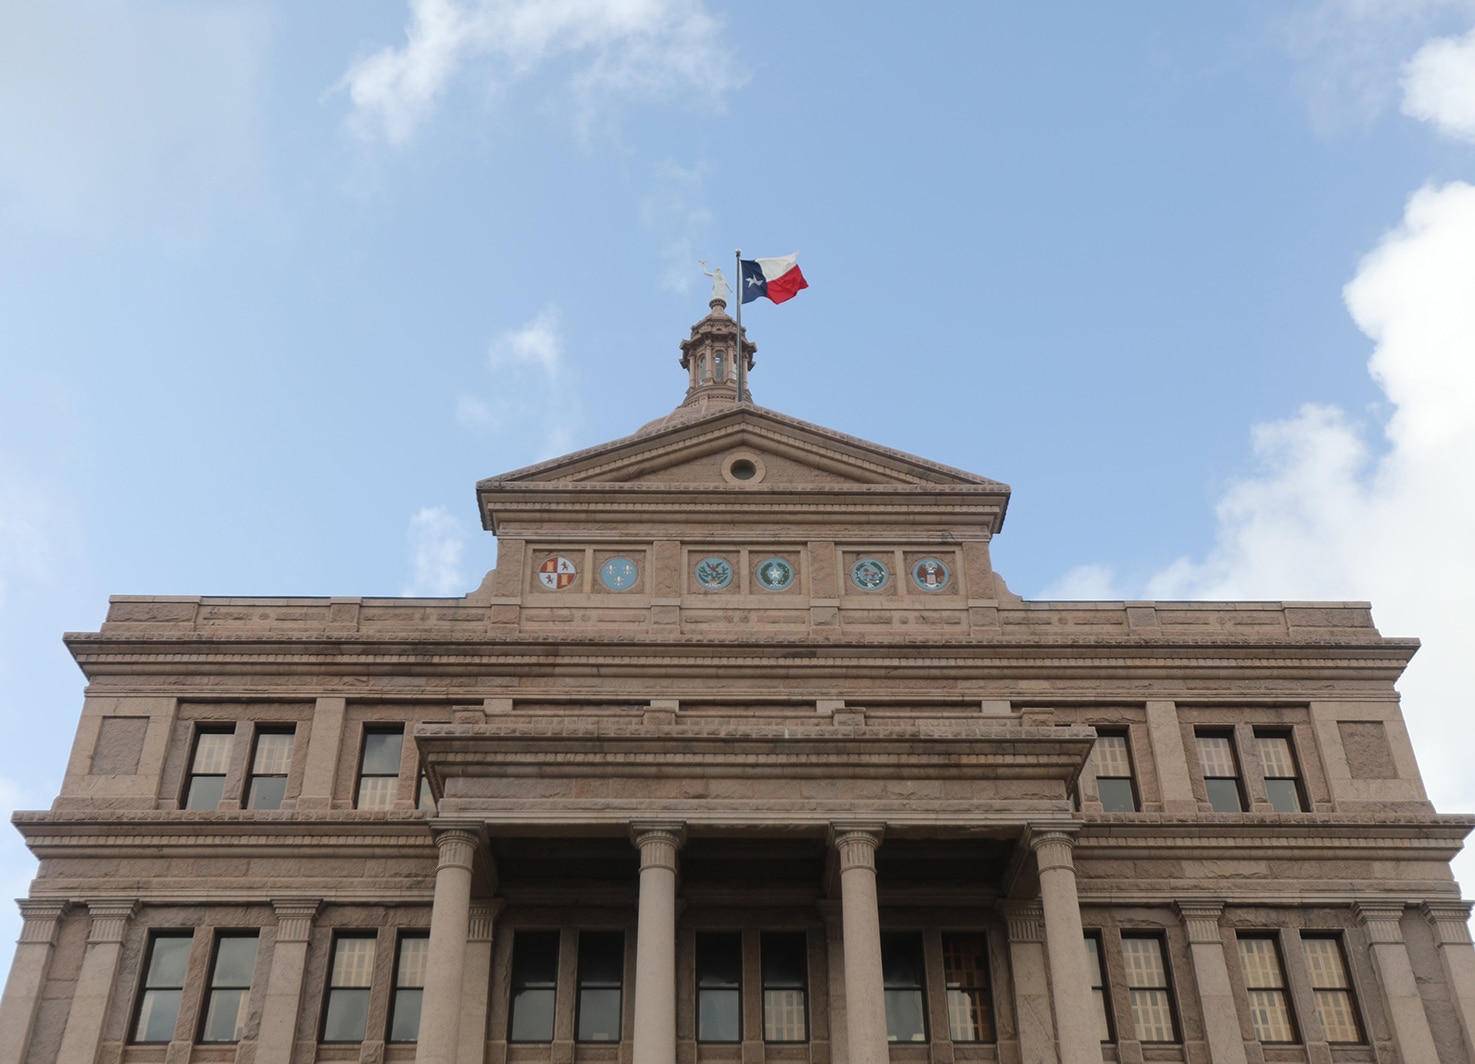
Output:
[764, 265, 808, 304]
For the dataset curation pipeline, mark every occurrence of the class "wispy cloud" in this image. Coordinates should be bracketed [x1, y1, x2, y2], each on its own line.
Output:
[642, 159, 715, 295]
[338, 0, 745, 147]
[1402, 25, 1475, 141]
[458, 304, 583, 460]
[403, 505, 469, 596]
[0, 0, 268, 233]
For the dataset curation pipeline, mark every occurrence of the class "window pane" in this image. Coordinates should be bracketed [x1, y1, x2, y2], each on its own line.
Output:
[942, 933, 993, 1042]
[699, 989, 741, 1042]
[133, 934, 192, 1043]
[762, 933, 807, 1042]
[1122, 937, 1177, 1043]
[145, 935, 192, 986]
[697, 933, 741, 987]
[390, 988, 424, 1042]
[201, 988, 250, 1042]
[248, 775, 287, 810]
[356, 775, 397, 810]
[134, 989, 183, 1042]
[185, 775, 227, 811]
[362, 730, 404, 774]
[511, 988, 557, 1042]
[211, 935, 258, 986]
[1303, 938, 1363, 1043]
[253, 731, 294, 774]
[193, 732, 234, 773]
[1205, 778, 1244, 812]
[1098, 778, 1136, 812]
[1084, 935, 1112, 1043]
[1302, 938, 1349, 988]
[1092, 735, 1132, 777]
[1256, 735, 1296, 778]
[884, 990, 926, 1042]
[323, 987, 371, 1041]
[1245, 990, 1296, 1042]
[881, 934, 926, 1042]
[1130, 989, 1176, 1042]
[764, 990, 806, 1042]
[1314, 990, 1362, 1043]
[510, 931, 559, 1042]
[1239, 938, 1296, 1043]
[389, 936, 428, 1042]
[332, 937, 376, 987]
[578, 988, 622, 1042]
[1265, 779, 1302, 813]
[698, 933, 741, 1042]
[762, 933, 806, 988]
[1196, 735, 1237, 778]
[577, 932, 623, 1042]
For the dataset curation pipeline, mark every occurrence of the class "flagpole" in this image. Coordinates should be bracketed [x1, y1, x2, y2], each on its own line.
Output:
[734, 247, 745, 404]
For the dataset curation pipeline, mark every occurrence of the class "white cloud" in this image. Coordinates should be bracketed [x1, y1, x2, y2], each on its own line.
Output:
[459, 304, 583, 459]
[338, 0, 744, 146]
[1053, 182, 1475, 831]
[404, 506, 469, 596]
[0, 0, 267, 233]
[1403, 26, 1475, 141]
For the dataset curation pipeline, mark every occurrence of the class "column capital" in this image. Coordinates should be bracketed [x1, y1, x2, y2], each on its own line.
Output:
[1024, 822, 1080, 872]
[1353, 901, 1409, 944]
[83, 899, 139, 944]
[16, 899, 70, 945]
[1175, 900, 1228, 944]
[468, 899, 506, 942]
[430, 818, 486, 872]
[996, 900, 1044, 943]
[829, 822, 885, 872]
[1421, 900, 1475, 946]
[631, 821, 686, 872]
[271, 898, 322, 944]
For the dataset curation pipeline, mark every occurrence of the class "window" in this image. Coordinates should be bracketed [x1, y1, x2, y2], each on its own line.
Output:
[200, 933, 258, 1043]
[356, 727, 404, 809]
[388, 934, 428, 1042]
[1084, 933, 1113, 1042]
[1255, 731, 1305, 812]
[131, 933, 193, 1042]
[576, 931, 624, 1042]
[1090, 731, 1138, 812]
[184, 728, 234, 810]
[247, 728, 295, 810]
[881, 933, 927, 1043]
[1196, 731, 1245, 812]
[1121, 935, 1178, 1043]
[697, 933, 742, 1042]
[1302, 936, 1363, 1044]
[322, 935, 376, 1042]
[1239, 936, 1296, 1042]
[942, 932, 994, 1042]
[761, 932, 807, 1042]
[509, 931, 560, 1042]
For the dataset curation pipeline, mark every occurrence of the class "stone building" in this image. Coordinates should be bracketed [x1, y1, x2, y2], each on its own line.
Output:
[3, 299, 1475, 1064]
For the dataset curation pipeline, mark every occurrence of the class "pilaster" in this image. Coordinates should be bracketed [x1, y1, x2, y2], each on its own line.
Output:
[1354, 901, 1441, 1064]
[1175, 902, 1249, 1064]
[0, 900, 70, 1064]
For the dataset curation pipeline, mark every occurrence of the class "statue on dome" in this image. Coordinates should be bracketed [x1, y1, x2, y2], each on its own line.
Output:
[699, 261, 731, 304]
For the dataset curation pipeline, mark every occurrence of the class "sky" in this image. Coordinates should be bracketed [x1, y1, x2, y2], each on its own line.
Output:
[3, 0, 1475, 969]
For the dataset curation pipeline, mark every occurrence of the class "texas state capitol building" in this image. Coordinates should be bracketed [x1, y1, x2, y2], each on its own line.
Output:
[4, 296, 1475, 1064]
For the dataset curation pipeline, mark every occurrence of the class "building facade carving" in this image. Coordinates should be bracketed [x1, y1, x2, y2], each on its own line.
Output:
[3, 302, 1474, 1063]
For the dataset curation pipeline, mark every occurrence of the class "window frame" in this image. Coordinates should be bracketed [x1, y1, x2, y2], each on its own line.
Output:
[1195, 729, 1246, 813]
[246, 726, 296, 811]
[321, 932, 378, 1043]
[760, 931, 808, 1043]
[130, 931, 195, 1044]
[183, 726, 235, 811]
[355, 726, 406, 810]
[1253, 728, 1306, 813]
[1120, 933, 1181, 1044]
[198, 931, 259, 1044]
[1237, 933, 1298, 1044]
[1301, 934, 1365, 1045]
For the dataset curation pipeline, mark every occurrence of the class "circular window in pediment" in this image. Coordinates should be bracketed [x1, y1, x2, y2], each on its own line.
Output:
[721, 451, 766, 485]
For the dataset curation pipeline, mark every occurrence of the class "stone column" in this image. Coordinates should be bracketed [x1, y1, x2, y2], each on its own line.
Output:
[0, 900, 70, 1064]
[55, 899, 140, 1064]
[417, 821, 486, 1064]
[997, 901, 1057, 1064]
[632, 822, 685, 1064]
[1423, 901, 1475, 1062]
[831, 823, 888, 1064]
[253, 899, 321, 1064]
[1354, 902, 1440, 1063]
[1175, 902, 1249, 1064]
[456, 901, 505, 1064]
[1029, 829, 1099, 1064]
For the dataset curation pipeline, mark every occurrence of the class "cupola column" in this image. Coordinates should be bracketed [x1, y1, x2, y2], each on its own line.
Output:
[416, 821, 489, 1064]
[831, 823, 888, 1064]
[1029, 827, 1100, 1064]
[632, 822, 686, 1064]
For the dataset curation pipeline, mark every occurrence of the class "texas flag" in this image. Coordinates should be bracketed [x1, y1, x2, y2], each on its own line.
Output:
[739, 253, 809, 305]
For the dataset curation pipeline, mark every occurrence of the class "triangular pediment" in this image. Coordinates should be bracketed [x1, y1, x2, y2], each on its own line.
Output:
[478, 405, 1008, 491]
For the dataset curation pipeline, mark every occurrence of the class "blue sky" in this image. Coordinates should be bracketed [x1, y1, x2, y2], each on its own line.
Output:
[4, 0, 1475, 961]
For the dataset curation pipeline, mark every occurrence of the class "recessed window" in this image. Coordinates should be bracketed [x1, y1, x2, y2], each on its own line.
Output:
[247, 729, 294, 810]
[881, 932, 927, 1043]
[131, 933, 193, 1043]
[942, 932, 994, 1042]
[184, 728, 234, 811]
[1195, 731, 1245, 812]
[697, 933, 741, 1042]
[722, 453, 766, 484]
[388, 934, 429, 1042]
[729, 459, 757, 480]
[1255, 731, 1305, 812]
[576, 931, 624, 1042]
[510, 931, 560, 1042]
[322, 935, 376, 1042]
[356, 727, 404, 810]
[1121, 935, 1179, 1043]
[1302, 936, 1363, 1044]
[761, 932, 807, 1042]
[200, 933, 258, 1043]
[1090, 731, 1138, 812]
[1238, 935, 1297, 1043]
[1084, 933, 1113, 1042]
